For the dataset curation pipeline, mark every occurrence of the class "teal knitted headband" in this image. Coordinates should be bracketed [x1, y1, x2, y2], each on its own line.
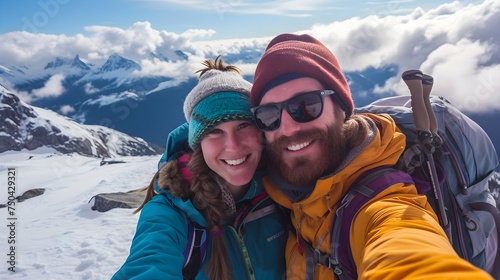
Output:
[188, 91, 253, 149]
[183, 63, 253, 149]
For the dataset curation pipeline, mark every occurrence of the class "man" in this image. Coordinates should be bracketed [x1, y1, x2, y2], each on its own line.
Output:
[250, 33, 492, 279]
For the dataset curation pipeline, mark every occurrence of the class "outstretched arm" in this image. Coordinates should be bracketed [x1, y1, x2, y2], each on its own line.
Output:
[352, 185, 493, 280]
[111, 195, 190, 279]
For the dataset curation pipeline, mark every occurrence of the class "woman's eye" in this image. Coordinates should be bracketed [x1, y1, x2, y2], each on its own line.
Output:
[208, 128, 222, 135]
[238, 122, 251, 130]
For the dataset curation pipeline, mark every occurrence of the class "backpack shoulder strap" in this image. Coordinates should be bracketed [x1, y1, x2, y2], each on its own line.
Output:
[182, 189, 272, 279]
[313, 167, 414, 279]
[159, 192, 208, 280]
[182, 221, 208, 280]
[233, 189, 269, 227]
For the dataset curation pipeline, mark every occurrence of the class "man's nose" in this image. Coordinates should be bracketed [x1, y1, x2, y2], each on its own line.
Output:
[279, 109, 300, 136]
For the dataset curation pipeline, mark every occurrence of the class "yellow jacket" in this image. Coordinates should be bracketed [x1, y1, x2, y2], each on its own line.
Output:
[262, 113, 492, 279]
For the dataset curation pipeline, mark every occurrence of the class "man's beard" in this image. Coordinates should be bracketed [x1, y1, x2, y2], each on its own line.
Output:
[266, 122, 347, 186]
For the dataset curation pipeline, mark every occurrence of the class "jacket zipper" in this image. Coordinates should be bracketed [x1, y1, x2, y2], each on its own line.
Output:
[296, 204, 305, 255]
[229, 195, 271, 280]
[226, 226, 253, 280]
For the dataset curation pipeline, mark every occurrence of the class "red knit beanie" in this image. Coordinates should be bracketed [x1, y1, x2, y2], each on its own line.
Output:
[251, 33, 354, 116]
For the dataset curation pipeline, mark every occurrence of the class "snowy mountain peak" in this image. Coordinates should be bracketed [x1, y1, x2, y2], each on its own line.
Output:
[43, 55, 92, 77]
[149, 50, 187, 62]
[44, 55, 91, 71]
[97, 54, 141, 74]
[44, 57, 71, 70]
[149, 52, 170, 62]
[70, 55, 92, 71]
[0, 91, 162, 157]
[175, 50, 188, 60]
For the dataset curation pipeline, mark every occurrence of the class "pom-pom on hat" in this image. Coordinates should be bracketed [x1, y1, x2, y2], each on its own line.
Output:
[183, 57, 253, 149]
[250, 33, 354, 116]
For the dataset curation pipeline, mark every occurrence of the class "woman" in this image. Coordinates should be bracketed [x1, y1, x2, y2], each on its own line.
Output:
[112, 57, 286, 280]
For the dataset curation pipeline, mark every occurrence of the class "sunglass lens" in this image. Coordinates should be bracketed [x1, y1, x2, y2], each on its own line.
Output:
[255, 105, 281, 131]
[287, 93, 322, 122]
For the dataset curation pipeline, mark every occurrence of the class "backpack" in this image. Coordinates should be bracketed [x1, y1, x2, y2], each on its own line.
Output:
[182, 220, 208, 280]
[306, 95, 500, 279]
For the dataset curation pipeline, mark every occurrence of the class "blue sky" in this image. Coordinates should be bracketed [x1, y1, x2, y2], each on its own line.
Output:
[0, 0, 483, 39]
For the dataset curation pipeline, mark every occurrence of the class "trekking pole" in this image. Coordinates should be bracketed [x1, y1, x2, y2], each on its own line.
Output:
[420, 72, 450, 233]
[421, 74, 443, 147]
[402, 70, 450, 236]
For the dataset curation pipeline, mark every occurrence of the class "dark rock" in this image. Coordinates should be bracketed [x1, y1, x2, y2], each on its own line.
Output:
[16, 188, 46, 202]
[100, 157, 126, 166]
[89, 189, 145, 212]
[0, 188, 46, 207]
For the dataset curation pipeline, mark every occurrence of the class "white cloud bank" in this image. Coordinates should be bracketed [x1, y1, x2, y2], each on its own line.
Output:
[300, 0, 500, 113]
[32, 73, 66, 98]
[0, 0, 499, 113]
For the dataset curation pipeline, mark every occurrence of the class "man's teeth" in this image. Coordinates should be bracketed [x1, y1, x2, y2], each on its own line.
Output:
[287, 142, 310, 151]
[225, 157, 246, 165]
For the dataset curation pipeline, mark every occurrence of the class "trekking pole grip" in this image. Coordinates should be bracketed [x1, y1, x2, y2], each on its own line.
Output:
[402, 70, 433, 153]
[422, 74, 443, 147]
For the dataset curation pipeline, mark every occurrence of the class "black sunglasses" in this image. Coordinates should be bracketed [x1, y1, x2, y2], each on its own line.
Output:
[251, 90, 336, 131]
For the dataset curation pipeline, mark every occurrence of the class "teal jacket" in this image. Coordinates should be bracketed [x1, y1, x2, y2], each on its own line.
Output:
[112, 123, 287, 280]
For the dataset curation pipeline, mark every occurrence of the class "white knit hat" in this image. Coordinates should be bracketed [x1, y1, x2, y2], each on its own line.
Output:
[182, 67, 253, 149]
[183, 69, 252, 122]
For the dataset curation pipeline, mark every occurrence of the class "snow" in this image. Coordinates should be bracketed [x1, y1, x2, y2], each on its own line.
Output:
[33, 106, 96, 139]
[0, 149, 158, 279]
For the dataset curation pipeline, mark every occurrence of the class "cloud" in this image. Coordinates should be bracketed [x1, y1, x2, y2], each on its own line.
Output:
[32, 74, 66, 98]
[135, 58, 195, 77]
[1, 0, 499, 113]
[82, 91, 139, 107]
[60, 105, 75, 115]
[299, 0, 500, 113]
[83, 21, 164, 57]
[135, 36, 270, 77]
[84, 82, 99, 94]
[0, 22, 211, 77]
[421, 39, 500, 112]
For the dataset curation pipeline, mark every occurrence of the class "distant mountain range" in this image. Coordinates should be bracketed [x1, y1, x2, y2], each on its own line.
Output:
[0, 84, 162, 157]
[0, 51, 498, 169]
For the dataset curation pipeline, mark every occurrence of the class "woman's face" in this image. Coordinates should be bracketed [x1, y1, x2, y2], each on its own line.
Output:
[200, 120, 263, 190]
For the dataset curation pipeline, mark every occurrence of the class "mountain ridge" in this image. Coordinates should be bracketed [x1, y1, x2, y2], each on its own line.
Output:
[0, 84, 163, 157]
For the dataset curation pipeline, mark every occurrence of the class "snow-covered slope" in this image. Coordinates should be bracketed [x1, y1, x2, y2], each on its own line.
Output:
[0, 151, 157, 279]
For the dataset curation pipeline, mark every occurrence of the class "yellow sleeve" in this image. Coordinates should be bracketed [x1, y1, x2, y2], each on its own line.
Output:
[351, 183, 493, 280]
